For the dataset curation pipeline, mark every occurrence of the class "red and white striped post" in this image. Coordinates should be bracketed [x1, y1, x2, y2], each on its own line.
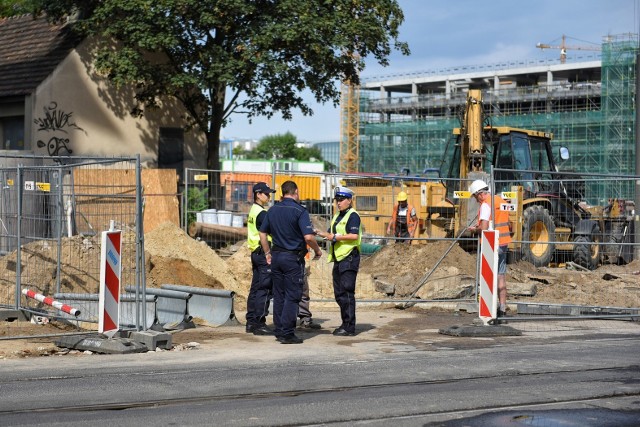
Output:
[22, 288, 81, 317]
[99, 221, 122, 337]
[479, 230, 499, 325]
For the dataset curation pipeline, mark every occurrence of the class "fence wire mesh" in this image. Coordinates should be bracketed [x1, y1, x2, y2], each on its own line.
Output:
[0, 155, 145, 339]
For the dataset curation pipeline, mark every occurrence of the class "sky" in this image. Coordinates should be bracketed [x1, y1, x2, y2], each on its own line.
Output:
[222, 0, 639, 143]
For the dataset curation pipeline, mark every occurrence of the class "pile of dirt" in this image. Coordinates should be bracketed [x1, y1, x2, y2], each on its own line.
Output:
[144, 222, 246, 306]
[360, 241, 478, 297]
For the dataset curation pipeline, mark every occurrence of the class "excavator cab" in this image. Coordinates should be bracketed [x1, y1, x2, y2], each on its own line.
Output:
[491, 128, 556, 197]
[444, 126, 555, 198]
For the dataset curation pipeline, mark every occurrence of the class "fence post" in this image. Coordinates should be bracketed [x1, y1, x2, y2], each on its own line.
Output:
[635, 52, 640, 261]
[14, 165, 22, 308]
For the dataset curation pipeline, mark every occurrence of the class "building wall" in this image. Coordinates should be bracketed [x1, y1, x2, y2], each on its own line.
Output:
[30, 39, 207, 168]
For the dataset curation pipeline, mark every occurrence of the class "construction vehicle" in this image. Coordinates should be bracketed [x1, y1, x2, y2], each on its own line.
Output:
[430, 87, 635, 269]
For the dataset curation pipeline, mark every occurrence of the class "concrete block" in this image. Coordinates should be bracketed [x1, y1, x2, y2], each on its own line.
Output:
[0, 309, 28, 322]
[374, 279, 395, 295]
[55, 335, 148, 354]
[438, 324, 522, 337]
[129, 330, 172, 350]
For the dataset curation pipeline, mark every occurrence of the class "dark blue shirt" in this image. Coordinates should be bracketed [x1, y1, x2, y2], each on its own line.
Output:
[260, 197, 314, 251]
[329, 208, 361, 234]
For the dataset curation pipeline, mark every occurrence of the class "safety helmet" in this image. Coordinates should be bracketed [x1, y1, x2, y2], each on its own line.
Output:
[334, 186, 354, 198]
[469, 180, 489, 196]
[397, 191, 408, 202]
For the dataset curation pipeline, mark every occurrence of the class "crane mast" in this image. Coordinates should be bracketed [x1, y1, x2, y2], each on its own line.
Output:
[339, 80, 360, 173]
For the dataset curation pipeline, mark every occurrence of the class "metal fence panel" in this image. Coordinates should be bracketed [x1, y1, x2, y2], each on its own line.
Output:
[0, 155, 146, 338]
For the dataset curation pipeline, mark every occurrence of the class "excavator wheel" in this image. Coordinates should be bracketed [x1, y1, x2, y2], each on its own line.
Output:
[602, 222, 626, 264]
[521, 205, 556, 267]
[573, 234, 600, 270]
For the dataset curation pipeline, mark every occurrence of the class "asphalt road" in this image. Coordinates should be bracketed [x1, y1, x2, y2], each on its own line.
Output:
[0, 309, 639, 426]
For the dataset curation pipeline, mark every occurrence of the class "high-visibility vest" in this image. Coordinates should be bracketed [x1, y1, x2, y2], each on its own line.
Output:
[390, 203, 418, 235]
[328, 209, 362, 262]
[247, 203, 271, 251]
[478, 195, 512, 246]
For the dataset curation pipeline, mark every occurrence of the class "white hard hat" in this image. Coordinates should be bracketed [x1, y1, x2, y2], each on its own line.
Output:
[469, 180, 489, 196]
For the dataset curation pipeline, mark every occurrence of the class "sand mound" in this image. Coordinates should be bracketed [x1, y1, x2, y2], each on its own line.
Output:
[144, 222, 243, 303]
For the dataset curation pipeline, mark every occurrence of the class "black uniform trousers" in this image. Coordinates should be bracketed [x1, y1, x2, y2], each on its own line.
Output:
[332, 249, 360, 333]
[271, 250, 305, 338]
[246, 249, 272, 327]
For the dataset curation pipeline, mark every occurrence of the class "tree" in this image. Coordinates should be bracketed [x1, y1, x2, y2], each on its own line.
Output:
[0, 0, 34, 16]
[34, 0, 409, 173]
[250, 132, 322, 162]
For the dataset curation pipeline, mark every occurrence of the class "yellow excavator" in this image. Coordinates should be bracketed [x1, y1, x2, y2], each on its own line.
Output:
[429, 87, 634, 269]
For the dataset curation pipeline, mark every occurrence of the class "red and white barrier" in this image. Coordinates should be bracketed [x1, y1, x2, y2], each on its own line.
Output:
[22, 288, 81, 317]
[479, 230, 499, 325]
[99, 223, 122, 336]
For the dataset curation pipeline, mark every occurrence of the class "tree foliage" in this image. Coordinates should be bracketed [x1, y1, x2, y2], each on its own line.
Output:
[34, 0, 409, 170]
[249, 132, 322, 161]
[0, 0, 34, 16]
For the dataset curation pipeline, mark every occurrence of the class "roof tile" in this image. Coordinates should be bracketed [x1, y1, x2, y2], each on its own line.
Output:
[0, 14, 81, 97]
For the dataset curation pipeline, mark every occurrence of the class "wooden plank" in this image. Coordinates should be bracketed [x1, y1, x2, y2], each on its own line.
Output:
[142, 169, 179, 233]
[73, 169, 136, 234]
[72, 168, 179, 235]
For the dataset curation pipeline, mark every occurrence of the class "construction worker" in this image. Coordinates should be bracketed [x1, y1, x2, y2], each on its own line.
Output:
[316, 186, 361, 336]
[468, 180, 512, 318]
[387, 191, 418, 244]
[259, 180, 322, 344]
[245, 182, 276, 336]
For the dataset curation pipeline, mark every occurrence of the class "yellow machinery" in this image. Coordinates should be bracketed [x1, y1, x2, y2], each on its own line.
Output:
[438, 88, 634, 269]
[339, 87, 634, 268]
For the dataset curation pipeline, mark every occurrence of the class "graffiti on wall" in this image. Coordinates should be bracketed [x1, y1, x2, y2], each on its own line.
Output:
[34, 102, 85, 156]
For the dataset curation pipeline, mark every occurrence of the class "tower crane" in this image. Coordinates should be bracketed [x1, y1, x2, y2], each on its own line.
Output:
[536, 34, 601, 64]
[339, 74, 360, 173]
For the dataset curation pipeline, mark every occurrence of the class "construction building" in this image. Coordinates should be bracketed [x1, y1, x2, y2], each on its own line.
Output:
[356, 34, 638, 203]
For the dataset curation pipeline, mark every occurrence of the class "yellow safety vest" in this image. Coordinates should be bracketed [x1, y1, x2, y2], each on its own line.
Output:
[328, 209, 362, 262]
[247, 203, 271, 251]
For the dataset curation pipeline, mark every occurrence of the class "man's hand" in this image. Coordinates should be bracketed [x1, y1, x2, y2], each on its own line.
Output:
[313, 249, 322, 260]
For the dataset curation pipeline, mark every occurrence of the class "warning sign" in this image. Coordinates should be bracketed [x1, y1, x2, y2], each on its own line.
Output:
[36, 182, 51, 192]
[454, 191, 471, 199]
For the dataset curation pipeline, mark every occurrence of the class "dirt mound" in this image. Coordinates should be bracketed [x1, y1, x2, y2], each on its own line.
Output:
[144, 222, 245, 305]
[360, 241, 478, 296]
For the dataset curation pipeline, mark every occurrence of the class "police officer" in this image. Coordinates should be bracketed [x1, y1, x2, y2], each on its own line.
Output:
[245, 182, 276, 336]
[316, 186, 361, 336]
[259, 180, 322, 344]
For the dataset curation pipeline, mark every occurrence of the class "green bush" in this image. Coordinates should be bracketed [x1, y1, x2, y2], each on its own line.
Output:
[187, 187, 208, 226]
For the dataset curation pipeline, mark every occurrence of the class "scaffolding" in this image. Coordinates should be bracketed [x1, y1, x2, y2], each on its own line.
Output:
[358, 35, 638, 202]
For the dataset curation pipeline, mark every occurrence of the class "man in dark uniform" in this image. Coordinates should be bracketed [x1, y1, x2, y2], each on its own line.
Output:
[259, 180, 322, 344]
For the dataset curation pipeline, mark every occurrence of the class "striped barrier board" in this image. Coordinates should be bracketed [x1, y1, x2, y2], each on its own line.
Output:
[99, 226, 122, 336]
[479, 230, 499, 325]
